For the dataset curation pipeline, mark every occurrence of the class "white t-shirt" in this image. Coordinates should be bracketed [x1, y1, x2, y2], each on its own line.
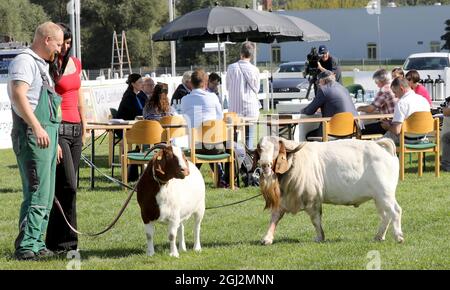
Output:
[7, 49, 52, 118]
[392, 90, 430, 123]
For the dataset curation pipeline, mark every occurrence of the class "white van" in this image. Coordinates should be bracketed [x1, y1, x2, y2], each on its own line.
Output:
[0, 46, 27, 83]
[403, 52, 450, 79]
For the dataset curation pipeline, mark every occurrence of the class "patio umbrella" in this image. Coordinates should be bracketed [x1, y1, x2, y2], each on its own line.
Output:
[152, 6, 330, 108]
[152, 6, 304, 43]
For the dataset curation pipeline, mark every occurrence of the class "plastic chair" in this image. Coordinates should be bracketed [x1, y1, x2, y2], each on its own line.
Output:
[396, 111, 440, 181]
[190, 120, 235, 190]
[121, 120, 167, 187]
[307, 112, 357, 142]
[160, 115, 188, 140]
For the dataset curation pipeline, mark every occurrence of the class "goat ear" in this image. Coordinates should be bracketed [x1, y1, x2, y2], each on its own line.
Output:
[154, 152, 166, 175]
[275, 141, 289, 174]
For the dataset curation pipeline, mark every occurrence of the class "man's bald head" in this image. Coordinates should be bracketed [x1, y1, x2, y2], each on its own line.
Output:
[33, 22, 63, 42]
[31, 21, 63, 62]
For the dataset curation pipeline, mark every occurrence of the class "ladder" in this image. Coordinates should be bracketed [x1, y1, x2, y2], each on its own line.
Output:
[110, 31, 132, 79]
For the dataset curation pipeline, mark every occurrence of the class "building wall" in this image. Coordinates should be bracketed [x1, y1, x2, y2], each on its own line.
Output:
[257, 5, 450, 62]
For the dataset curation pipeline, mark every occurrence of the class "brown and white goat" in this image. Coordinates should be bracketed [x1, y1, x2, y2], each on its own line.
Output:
[136, 145, 205, 257]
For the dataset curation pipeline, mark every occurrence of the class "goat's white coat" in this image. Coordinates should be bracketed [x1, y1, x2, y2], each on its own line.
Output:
[258, 137, 403, 244]
[146, 160, 205, 258]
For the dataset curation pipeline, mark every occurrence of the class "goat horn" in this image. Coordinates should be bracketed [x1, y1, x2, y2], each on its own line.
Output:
[144, 143, 168, 159]
[286, 143, 306, 154]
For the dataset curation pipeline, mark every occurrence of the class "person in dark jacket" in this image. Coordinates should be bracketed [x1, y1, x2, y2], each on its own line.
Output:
[170, 70, 192, 106]
[117, 73, 145, 121]
[301, 70, 358, 139]
[115, 74, 144, 181]
[317, 45, 342, 84]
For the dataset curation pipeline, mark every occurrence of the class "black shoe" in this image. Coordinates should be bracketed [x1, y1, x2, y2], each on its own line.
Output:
[37, 248, 55, 259]
[14, 250, 36, 261]
[14, 231, 24, 250]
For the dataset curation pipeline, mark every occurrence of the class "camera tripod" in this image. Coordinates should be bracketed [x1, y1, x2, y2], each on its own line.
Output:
[305, 74, 318, 100]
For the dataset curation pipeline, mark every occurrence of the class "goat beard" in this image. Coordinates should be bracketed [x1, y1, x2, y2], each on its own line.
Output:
[259, 173, 281, 210]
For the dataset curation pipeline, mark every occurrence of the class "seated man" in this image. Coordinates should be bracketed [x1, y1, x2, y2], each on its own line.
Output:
[357, 68, 398, 135]
[382, 77, 430, 144]
[301, 70, 359, 139]
[171, 70, 193, 106]
[181, 68, 229, 187]
[441, 100, 450, 172]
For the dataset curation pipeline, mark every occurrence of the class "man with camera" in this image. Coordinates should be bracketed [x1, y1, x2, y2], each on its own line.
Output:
[317, 45, 342, 85]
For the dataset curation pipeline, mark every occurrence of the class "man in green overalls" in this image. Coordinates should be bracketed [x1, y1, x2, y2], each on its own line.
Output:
[7, 22, 64, 260]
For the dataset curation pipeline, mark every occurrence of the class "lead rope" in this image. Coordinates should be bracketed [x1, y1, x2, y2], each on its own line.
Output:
[56, 151, 263, 237]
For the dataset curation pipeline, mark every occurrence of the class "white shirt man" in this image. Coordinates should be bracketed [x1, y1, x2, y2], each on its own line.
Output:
[181, 69, 223, 130]
[226, 42, 260, 148]
[382, 77, 430, 144]
[226, 42, 260, 119]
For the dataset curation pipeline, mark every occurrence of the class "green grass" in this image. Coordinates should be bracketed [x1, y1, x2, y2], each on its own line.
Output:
[0, 139, 449, 270]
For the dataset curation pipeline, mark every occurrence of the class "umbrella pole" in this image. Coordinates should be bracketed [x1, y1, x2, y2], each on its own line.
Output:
[217, 35, 223, 107]
[270, 42, 274, 111]
[217, 35, 221, 75]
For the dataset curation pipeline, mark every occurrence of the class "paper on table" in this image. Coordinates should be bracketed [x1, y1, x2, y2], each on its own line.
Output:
[108, 119, 129, 124]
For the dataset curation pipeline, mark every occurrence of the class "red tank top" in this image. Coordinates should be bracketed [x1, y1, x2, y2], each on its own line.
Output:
[55, 56, 82, 123]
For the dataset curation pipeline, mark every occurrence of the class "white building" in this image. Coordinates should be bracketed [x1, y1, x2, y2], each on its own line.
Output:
[258, 5, 450, 63]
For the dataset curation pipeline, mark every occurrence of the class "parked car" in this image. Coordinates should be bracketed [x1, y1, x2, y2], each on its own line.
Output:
[264, 61, 314, 108]
[403, 52, 450, 72]
[275, 61, 306, 75]
[0, 42, 27, 83]
[403, 52, 450, 102]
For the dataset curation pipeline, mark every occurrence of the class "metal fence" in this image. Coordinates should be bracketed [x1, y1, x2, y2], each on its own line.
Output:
[84, 65, 223, 80]
[83, 59, 407, 80]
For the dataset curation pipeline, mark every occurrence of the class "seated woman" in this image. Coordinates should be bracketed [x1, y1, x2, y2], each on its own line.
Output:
[143, 83, 177, 121]
[406, 69, 432, 107]
[117, 73, 145, 121]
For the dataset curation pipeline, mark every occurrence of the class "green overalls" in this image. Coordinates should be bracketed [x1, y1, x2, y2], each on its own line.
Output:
[11, 61, 61, 254]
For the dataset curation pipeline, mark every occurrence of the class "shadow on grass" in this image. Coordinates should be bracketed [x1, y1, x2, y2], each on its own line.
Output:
[0, 188, 20, 194]
[80, 248, 143, 259]
[7, 165, 18, 169]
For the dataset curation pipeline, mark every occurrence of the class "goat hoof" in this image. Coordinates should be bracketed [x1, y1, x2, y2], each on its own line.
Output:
[395, 235, 404, 244]
[261, 238, 273, 246]
[374, 236, 385, 242]
[314, 237, 324, 243]
[146, 251, 155, 256]
[170, 252, 180, 258]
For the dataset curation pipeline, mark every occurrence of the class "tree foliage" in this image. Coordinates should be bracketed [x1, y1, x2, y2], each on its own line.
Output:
[286, 0, 450, 9]
[78, 0, 170, 69]
[441, 19, 450, 50]
[29, 0, 69, 23]
[0, 0, 48, 43]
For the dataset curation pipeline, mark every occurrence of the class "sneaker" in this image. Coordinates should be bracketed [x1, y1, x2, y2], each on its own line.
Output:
[37, 248, 55, 259]
[14, 250, 36, 261]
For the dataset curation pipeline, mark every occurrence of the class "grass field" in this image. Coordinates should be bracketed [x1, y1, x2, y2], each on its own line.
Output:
[0, 137, 449, 270]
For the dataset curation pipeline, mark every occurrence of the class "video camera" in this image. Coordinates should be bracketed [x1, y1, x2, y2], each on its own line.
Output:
[305, 47, 321, 79]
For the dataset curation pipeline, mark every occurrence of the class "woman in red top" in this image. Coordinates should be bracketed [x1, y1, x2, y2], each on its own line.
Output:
[406, 69, 432, 107]
[46, 23, 87, 253]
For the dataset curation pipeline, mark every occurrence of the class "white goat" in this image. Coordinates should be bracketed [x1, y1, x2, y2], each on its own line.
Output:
[254, 136, 403, 244]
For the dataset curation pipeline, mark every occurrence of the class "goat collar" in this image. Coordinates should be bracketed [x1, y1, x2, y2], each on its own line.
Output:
[152, 163, 169, 186]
